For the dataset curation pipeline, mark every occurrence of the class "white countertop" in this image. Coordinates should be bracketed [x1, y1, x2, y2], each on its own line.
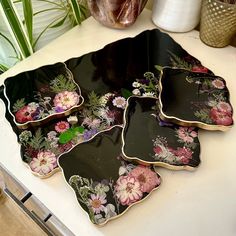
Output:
[0, 9, 236, 236]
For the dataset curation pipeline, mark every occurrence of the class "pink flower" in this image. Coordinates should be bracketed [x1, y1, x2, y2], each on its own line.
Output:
[30, 151, 57, 175]
[115, 175, 143, 206]
[216, 102, 232, 114]
[191, 66, 208, 73]
[210, 107, 233, 126]
[129, 166, 161, 193]
[88, 194, 107, 214]
[53, 91, 80, 111]
[112, 97, 126, 109]
[15, 105, 35, 123]
[212, 79, 225, 89]
[174, 147, 193, 164]
[177, 127, 197, 143]
[55, 121, 70, 133]
[153, 145, 162, 155]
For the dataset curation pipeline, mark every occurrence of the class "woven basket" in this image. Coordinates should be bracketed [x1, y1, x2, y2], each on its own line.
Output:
[200, 0, 236, 47]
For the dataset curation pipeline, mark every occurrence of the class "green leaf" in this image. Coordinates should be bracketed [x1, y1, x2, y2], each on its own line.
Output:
[37, 0, 62, 8]
[28, 129, 45, 149]
[33, 7, 63, 17]
[168, 50, 192, 70]
[32, 14, 66, 48]
[59, 129, 74, 144]
[22, 0, 33, 44]
[59, 126, 85, 144]
[0, 32, 21, 60]
[50, 13, 68, 28]
[0, 0, 33, 58]
[13, 98, 26, 112]
[72, 126, 85, 134]
[0, 64, 9, 74]
[50, 74, 77, 93]
[121, 88, 132, 99]
[68, 0, 82, 25]
[155, 65, 163, 72]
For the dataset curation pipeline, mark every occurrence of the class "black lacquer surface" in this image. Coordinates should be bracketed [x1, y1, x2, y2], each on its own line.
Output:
[0, 29, 224, 178]
[122, 96, 201, 169]
[159, 68, 233, 130]
[58, 126, 161, 225]
[4, 62, 82, 129]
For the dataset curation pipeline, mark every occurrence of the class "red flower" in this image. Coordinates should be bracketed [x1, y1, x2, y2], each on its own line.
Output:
[210, 107, 233, 126]
[15, 106, 34, 123]
[192, 66, 208, 73]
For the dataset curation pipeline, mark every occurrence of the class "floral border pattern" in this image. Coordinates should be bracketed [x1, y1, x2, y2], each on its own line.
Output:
[69, 157, 161, 225]
[19, 92, 126, 177]
[12, 74, 82, 125]
[186, 75, 233, 126]
[152, 127, 198, 165]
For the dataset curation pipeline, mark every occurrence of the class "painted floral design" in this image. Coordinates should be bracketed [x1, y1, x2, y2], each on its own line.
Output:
[12, 74, 81, 124]
[129, 166, 161, 193]
[131, 72, 159, 97]
[115, 175, 143, 206]
[80, 91, 125, 137]
[53, 91, 80, 110]
[69, 160, 161, 225]
[18, 91, 126, 177]
[19, 117, 84, 176]
[186, 75, 233, 126]
[55, 121, 70, 133]
[29, 151, 57, 175]
[152, 127, 198, 165]
[168, 51, 209, 73]
[112, 97, 126, 109]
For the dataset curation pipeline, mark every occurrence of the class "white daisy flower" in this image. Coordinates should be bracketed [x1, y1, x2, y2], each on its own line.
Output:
[132, 81, 141, 88]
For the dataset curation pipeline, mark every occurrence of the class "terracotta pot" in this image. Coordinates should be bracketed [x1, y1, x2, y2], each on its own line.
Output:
[87, 0, 148, 28]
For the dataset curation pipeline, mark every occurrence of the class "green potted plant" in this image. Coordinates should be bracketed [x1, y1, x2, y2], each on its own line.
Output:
[0, 0, 89, 73]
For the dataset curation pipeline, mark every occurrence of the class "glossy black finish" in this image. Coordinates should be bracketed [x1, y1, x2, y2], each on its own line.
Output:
[123, 97, 201, 168]
[159, 68, 233, 129]
[58, 126, 161, 225]
[4, 62, 82, 128]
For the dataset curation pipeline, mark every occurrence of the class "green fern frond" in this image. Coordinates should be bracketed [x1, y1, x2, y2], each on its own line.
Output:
[85, 91, 101, 109]
[50, 74, 77, 93]
[28, 129, 45, 149]
[13, 98, 26, 112]
[194, 110, 212, 124]
[168, 51, 192, 70]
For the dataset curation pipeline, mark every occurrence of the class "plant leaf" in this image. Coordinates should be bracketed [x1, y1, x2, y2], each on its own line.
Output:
[50, 74, 77, 93]
[121, 88, 132, 99]
[59, 129, 74, 144]
[0, 0, 33, 58]
[72, 126, 85, 134]
[50, 13, 68, 28]
[0, 32, 21, 60]
[13, 98, 26, 112]
[0, 64, 9, 74]
[68, 0, 82, 25]
[22, 0, 33, 44]
[155, 65, 163, 72]
[28, 129, 45, 149]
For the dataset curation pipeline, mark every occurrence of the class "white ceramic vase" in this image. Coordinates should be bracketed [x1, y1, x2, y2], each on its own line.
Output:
[152, 0, 202, 32]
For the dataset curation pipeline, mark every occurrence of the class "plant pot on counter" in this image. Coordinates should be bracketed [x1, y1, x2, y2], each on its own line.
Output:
[87, 0, 148, 29]
[200, 0, 236, 48]
[152, 0, 202, 32]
